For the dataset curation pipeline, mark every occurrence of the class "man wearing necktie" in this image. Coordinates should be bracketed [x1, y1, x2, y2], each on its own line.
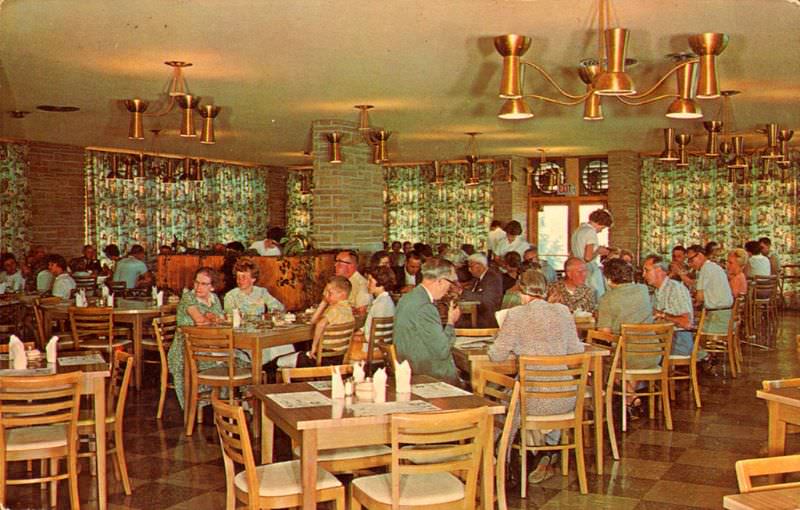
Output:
[459, 253, 503, 328]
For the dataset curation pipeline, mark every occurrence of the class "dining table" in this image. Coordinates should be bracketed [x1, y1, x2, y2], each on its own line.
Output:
[756, 384, 800, 458]
[40, 298, 177, 390]
[253, 374, 504, 510]
[452, 340, 612, 474]
[723, 487, 800, 509]
[0, 350, 110, 510]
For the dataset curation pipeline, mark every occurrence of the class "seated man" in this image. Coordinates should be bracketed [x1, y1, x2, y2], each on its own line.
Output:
[69, 244, 102, 276]
[334, 250, 371, 316]
[48, 254, 75, 300]
[394, 257, 461, 384]
[458, 253, 503, 328]
[0, 253, 25, 292]
[687, 244, 733, 334]
[745, 240, 771, 277]
[394, 251, 422, 294]
[113, 244, 149, 289]
[522, 246, 557, 283]
[643, 255, 701, 357]
[249, 227, 283, 256]
[547, 257, 596, 313]
[759, 237, 780, 275]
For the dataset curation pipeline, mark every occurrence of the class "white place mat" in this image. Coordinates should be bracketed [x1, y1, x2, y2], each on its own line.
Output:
[307, 380, 332, 391]
[348, 400, 440, 417]
[0, 366, 56, 376]
[267, 391, 332, 409]
[411, 382, 472, 399]
[57, 354, 106, 366]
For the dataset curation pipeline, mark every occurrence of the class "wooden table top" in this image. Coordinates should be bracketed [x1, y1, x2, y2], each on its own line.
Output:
[41, 300, 177, 316]
[724, 487, 800, 510]
[757, 386, 800, 407]
[252, 375, 504, 432]
[0, 350, 109, 377]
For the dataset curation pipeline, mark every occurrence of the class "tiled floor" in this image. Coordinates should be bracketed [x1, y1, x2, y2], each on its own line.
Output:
[6, 312, 800, 509]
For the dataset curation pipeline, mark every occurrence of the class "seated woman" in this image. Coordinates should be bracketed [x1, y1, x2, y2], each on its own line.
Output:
[726, 248, 749, 298]
[349, 265, 397, 362]
[224, 257, 291, 365]
[167, 267, 226, 410]
[596, 258, 657, 411]
[369, 250, 392, 270]
[488, 269, 584, 484]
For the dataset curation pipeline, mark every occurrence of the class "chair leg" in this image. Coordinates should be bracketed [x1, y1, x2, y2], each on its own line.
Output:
[185, 381, 198, 436]
[621, 382, 627, 433]
[728, 341, 738, 378]
[334, 487, 346, 510]
[661, 378, 673, 431]
[574, 428, 588, 495]
[520, 443, 527, 498]
[648, 381, 656, 419]
[669, 369, 677, 401]
[115, 426, 132, 495]
[157, 366, 168, 420]
[690, 363, 702, 408]
[49, 457, 58, 508]
[68, 449, 80, 510]
[605, 393, 620, 460]
[350, 485, 363, 510]
[561, 432, 569, 476]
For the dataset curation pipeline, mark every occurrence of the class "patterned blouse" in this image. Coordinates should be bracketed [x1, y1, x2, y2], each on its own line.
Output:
[223, 286, 285, 316]
[547, 280, 596, 313]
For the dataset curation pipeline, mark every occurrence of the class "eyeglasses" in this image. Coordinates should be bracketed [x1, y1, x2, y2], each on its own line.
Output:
[194, 280, 213, 287]
[441, 277, 457, 285]
[687, 253, 699, 262]
[334, 259, 353, 265]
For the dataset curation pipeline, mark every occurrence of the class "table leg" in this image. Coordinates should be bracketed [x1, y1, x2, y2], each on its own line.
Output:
[593, 356, 604, 475]
[767, 402, 787, 456]
[301, 430, 318, 510]
[132, 317, 142, 390]
[94, 377, 108, 510]
[250, 345, 262, 439]
[481, 416, 494, 510]
[260, 407, 274, 465]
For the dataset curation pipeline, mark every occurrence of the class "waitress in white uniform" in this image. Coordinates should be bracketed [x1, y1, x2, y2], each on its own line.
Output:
[570, 209, 614, 299]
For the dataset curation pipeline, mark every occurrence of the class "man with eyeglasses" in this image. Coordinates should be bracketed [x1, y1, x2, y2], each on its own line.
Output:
[334, 250, 371, 316]
[686, 244, 733, 334]
[643, 255, 700, 357]
[394, 257, 461, 385]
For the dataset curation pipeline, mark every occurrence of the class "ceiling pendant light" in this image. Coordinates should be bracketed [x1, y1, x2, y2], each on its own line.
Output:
[658, 128, 679, 162]
[327, 132, 343, 164]
[124, 99, 148, 140]
[703, 121, 723, 157]
[675, 133, 692, 167]
[761, 123, 783, 160]
[579, 61, 603, 120]
[369, 130, 391, 164]
[497, 97, 534, 120]
[465, 132, 482, 186]
[688, 33, 729, 99]
[594, 28, 636, 96]
[495, 34, 531, 99]
[778, 129, 795, 169]
[177, 94, 200, 137]
[199, 105, 220, 144]
[727, 136, 748, 169]
[665, 57, 702, 119]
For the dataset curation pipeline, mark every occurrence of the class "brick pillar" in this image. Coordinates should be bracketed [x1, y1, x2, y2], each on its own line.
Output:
[492, 155, 528, 232]
[310, 120, 383, 252]
[607, 150, 641, 258]
[267, 166, 288, 229]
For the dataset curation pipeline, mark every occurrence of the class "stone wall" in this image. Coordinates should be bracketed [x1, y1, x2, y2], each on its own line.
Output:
[491, 155, 528, 233]
[607, 150, 641, 257]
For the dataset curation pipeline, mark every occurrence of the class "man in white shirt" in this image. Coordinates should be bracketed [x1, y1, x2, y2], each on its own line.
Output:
[334, 250, 371, 316]
[249, 227, 283, 256]
[687, 244, 733, 334]
[48, 254, 75, 300]
[0, 254, 25, 292]
[746, 240, 771, 277]
[759, 237, 780, 275]
[643, 255, 700, 357]
[487, 220, 506, 256]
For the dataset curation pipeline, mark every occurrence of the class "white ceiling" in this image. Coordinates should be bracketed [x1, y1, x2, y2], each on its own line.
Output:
[0, 0, 798, 166]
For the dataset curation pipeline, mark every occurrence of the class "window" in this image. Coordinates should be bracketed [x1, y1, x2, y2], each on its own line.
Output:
[529, 198, 608, 269]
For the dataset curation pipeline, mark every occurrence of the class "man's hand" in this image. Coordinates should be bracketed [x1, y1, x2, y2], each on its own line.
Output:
[446, 302, 461, 326]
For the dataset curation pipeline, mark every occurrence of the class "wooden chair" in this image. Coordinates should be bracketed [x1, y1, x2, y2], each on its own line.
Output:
[735, 454, 800, 493]
[68, 306, 132, 353]
[78, 351, 134, 496]
[279, 364, 353, 383]
[212, 396, 345, 510]
[475, 369, 519, 510]
[73, 275, 97, 296]
[454, 327, 499, 338]
[613, 323, 674, 432]
[183, 326, 252, 436]
[350, 406, 489, 510]
[0, 371, 82, 509]
[697, 302, 740, 378]
[316, 321, 355, 366]
[377, 343, 399, 377]
[751, 276, 779, 349]
[365, 316, 394, 374]
[279, 364, 391, 473]
[108, 281, 127, 296]
[518, 352, 591, 496]
[583, 329, 621, 461]
[33, 297, 74, 349]
[668, 311, 705, 408]
[149, 315, 177, 419]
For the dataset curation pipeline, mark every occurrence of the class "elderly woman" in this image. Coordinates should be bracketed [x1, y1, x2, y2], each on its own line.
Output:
[167, 266, 225, 410]
[488, 269, 584, 484]
[223, 257, 291, 365]
[726, 248, 749, 298]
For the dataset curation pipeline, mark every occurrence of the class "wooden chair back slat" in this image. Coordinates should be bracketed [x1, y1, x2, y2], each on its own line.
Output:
[0, 372, 82, 431]
[280, 364, 353, 383]
[317, 321, 355, 365]
[211, 396, 259, 508]
[182, 326, 239, 402]
[735, 454, 800, 493]
[69, 306, 115, 351]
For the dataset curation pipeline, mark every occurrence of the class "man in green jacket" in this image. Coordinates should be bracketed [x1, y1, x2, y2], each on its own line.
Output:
[394, 257, 461, 384]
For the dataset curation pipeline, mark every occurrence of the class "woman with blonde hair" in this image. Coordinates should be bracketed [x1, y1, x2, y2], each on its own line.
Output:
[726, 248, 749, 298]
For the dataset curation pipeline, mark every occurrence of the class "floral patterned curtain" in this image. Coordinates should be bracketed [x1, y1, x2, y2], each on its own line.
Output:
[384, 162, 493, 250]
[640, 155, 799, 282]
[85, 151, 269, 253]
[0, 143, 31, 256]
[286, 171, 313, 238]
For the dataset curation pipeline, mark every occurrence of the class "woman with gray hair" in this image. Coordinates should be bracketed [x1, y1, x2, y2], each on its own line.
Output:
[488, 269, 584, 484]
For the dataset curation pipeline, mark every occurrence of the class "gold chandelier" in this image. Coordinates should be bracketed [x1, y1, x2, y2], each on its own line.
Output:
[494, 1, 728, 122]
[325, 105, 392, 164]
[123, 61, 221, 144]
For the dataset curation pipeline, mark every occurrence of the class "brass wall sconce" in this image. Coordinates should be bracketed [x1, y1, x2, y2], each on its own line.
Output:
[327, 132, 343, 164]
[658, 128, 678, 162]
[675, 134, 692, 167]
[122, 61, 221, 144]
[318, 105, 393, 164]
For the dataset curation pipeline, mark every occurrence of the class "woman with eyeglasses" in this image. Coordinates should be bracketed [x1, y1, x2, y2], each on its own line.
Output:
[167, 266, 225, 410]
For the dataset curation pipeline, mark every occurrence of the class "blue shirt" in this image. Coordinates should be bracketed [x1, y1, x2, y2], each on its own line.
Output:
[113, 256, 148, 289]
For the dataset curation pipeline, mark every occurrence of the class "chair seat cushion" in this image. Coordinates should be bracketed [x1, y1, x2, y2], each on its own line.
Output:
[292, 445, 391, 462]
[199, 366, 251, 380]
[616, 367, 661, 375]
[352, 472, 465, 505]
[6, 424, 68, 451]
[233, 459, 341, 497]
